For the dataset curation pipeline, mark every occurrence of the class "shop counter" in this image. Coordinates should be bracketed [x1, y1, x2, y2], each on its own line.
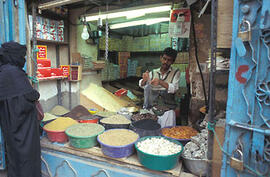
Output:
[40, 137, 192, 177]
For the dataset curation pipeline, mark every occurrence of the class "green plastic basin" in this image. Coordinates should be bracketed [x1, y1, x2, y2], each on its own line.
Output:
[65, 123, 105, 148]
[135, 136, 183, 171]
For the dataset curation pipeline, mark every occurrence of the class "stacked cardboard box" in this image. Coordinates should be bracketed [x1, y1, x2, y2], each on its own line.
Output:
[136, 66, 143, 77]
[127, 59, 138, 77]
[171, 63, 189, 72]
[99, 36, 123, 51]
[37, 59, 64, 79]
[101, 66, 108, 81]
[100, 61, 120, 81]
[174, 52, 189, 64]
[99, 34, 171, 52]
[118, 52, 130, 79]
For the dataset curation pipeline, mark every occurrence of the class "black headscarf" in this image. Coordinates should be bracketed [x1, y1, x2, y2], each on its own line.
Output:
[0, 41, 26, 68]
[0, 41, 35, 100]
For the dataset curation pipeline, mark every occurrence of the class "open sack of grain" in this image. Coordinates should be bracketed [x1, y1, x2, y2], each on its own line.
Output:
[80, 83, 130, 112]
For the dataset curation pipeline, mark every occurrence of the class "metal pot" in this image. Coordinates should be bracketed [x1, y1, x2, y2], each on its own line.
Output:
[182, 156, 208, 176]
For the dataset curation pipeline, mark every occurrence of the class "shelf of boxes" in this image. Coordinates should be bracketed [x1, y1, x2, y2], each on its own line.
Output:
[37, 58, 66, 81]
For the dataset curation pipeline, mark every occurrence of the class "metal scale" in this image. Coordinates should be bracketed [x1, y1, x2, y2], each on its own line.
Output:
[222, 0, 270, 176]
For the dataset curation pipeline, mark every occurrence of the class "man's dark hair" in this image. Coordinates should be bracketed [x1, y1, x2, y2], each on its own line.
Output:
[162, 47, 177, 62]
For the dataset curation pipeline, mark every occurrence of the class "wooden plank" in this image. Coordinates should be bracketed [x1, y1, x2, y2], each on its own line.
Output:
[212, 126, 225, 177]
[103, 83, 142, 106]
[68, 145, 183, 177]
[103, 83, 119, 93]
[217, 0, 234, 48]
[38, 76, 68, 81]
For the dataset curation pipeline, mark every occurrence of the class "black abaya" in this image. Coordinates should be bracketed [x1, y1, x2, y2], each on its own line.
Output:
[0, 41, 41, 177]
[0, 92, 41, 177]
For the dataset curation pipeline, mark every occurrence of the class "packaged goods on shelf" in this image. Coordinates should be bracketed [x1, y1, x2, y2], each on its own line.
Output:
[92, 60, 105, 70]
[51, 68, 63, 77]
[69, 65, 82, 81]
[37, 68, 51, 78]
[37, 59, 51, 68]
[127, 59, 138, 77]
[60, 65, 70, 77]
[171, 64, 189, 72]
[28, 15, 64, 42]
[136, 66, 143, 77]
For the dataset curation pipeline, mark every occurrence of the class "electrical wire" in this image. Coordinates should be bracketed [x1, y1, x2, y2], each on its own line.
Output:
[190, 8, 208, 108]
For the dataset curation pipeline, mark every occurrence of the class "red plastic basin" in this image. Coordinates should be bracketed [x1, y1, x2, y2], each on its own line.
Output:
[43, 127, 68, 143]
[78, 118, 98, 124]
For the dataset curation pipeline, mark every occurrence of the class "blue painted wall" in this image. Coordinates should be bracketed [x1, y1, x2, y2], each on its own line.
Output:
[0, 0, 26, 44]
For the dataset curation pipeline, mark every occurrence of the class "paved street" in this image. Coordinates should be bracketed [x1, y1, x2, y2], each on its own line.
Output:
[0, 170, 6, 177]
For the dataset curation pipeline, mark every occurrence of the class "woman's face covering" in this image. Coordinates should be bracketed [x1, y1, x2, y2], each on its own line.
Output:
[0, 41, 26, 68]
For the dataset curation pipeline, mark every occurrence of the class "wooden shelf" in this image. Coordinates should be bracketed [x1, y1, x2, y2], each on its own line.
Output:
[33, 39, 68, 45]
[99, 50, 163, 53]
[38, 76, 68, 82]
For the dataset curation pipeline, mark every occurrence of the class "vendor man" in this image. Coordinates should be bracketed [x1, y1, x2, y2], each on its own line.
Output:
[139, 47, 180, 128]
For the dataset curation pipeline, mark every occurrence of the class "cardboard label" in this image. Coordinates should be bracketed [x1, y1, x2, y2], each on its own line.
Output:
[37, 45, 47, 59]
[60, 65, 70, 77]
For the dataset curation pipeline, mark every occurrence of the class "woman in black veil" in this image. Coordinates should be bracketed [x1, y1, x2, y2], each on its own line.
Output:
[0, 41, 41, 177]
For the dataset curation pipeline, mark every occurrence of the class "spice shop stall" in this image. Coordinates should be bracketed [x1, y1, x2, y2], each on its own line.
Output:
[40, 113, 187, 177]
[40, 137, 184, 177]
[27, 0, 228, 176]
[39, 100, 201, 177]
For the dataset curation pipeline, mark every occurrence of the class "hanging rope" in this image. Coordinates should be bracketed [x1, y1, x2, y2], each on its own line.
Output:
[105, 2, 109, 61]
[28, 46, 39, 89]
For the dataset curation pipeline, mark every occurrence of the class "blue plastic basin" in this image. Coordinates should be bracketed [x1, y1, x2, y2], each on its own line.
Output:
[97, 129, 139, 158]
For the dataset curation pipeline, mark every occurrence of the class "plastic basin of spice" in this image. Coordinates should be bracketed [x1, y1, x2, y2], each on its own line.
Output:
[161, 126, 198, 146]
[130, 119, 161, 138]
[135, 136, 183, 171]
[77, 115, 100, 124]
[43, 128, 68, 143]
[97, 129, 139, 158]
[99, 117, 130, 130]
[99, 122, 130, 130]
[65, 123, 105, 148]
